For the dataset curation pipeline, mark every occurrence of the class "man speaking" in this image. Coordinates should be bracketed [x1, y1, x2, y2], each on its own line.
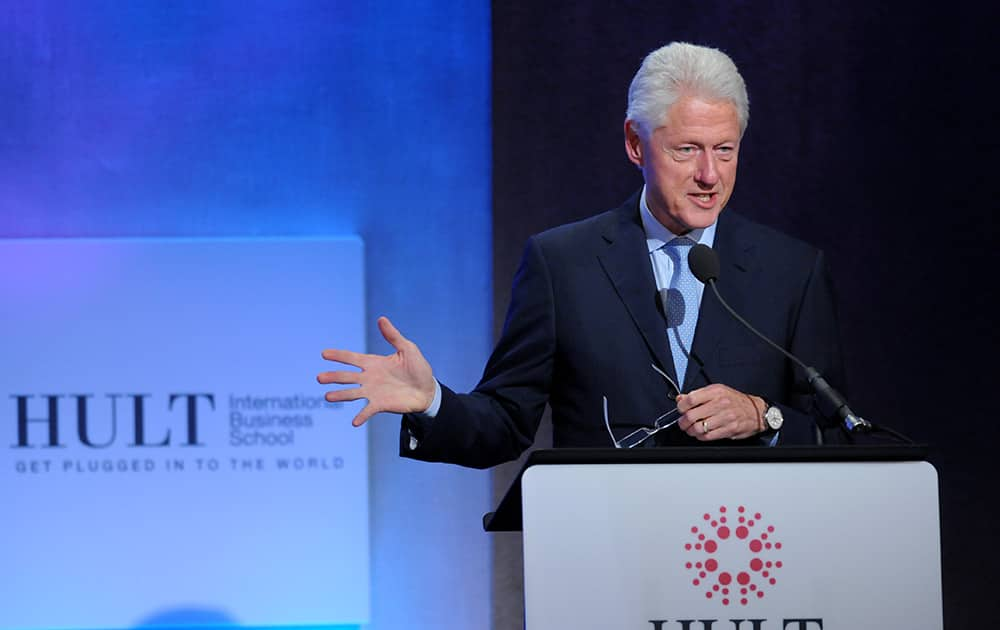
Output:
[318, 42, 845, 468]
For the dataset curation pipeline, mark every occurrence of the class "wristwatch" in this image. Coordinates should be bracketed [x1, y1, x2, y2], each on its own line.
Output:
[761, 399, 784, 431]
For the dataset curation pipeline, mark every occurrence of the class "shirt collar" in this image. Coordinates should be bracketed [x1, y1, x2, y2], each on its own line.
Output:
[639, 184, 718, 253]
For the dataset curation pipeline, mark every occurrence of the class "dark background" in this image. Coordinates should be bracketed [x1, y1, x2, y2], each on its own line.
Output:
[492, 2, 999, 627]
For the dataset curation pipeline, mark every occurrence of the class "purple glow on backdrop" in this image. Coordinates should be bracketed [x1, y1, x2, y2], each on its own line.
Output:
[1, 2, 492, 629]
[1, 1, 404, 237]
[0, 240, 115, 299]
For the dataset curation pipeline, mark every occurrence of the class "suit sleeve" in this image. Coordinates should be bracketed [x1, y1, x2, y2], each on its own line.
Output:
[398, 236, 557, 468]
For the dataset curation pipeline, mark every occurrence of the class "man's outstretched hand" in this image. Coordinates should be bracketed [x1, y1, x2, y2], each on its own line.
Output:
[317, 316, 436, 427]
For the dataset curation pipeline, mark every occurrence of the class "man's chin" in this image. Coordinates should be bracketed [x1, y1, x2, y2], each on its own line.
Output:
[679, 207, 723, 230]
[653, 205, 724, 235]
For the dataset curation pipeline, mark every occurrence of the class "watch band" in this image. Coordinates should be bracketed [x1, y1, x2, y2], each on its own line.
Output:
[751, 394, 768, 433]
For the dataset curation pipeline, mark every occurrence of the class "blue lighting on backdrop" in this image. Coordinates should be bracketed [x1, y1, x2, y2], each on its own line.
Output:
[1, 1, 492, 629]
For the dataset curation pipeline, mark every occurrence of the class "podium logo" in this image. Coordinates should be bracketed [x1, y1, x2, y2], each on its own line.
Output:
[684, 505, 783, 606]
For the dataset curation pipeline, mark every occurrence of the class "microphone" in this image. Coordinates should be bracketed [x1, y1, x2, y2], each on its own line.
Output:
[688, 243, 873, 434]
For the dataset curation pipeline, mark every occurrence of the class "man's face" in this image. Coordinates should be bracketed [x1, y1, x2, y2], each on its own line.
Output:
[625, 95, 741, 235]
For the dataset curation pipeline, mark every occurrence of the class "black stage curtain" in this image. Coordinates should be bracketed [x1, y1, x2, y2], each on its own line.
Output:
[492, 2, 999, 627]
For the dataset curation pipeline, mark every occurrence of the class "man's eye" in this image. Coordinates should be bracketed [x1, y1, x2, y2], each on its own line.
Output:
[715, 146, 736, 160]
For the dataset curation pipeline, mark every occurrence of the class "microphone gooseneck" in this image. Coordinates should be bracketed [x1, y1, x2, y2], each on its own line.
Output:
[688, 243, 874, 435]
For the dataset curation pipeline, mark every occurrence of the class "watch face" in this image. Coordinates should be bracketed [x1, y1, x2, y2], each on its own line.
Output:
[765, 406, 784, 430]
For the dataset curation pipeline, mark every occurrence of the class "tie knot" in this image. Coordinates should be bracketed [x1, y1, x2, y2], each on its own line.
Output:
[663, 236, 695, 266]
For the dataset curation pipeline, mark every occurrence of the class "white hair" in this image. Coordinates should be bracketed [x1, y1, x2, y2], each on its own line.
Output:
[626, 42, 749, 137]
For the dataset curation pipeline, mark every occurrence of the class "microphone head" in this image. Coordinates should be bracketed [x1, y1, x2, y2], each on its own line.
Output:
[688, 243, 720, 283]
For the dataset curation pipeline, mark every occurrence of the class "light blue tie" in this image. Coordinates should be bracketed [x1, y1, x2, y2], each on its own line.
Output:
[663, 237, 698, 387]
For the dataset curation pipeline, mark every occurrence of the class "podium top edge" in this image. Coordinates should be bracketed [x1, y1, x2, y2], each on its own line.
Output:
[483, 445, 929, 532]
[520, 444, 929, 466]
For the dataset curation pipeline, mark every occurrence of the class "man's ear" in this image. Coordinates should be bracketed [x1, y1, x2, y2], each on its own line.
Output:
[624, 120, 643, 168]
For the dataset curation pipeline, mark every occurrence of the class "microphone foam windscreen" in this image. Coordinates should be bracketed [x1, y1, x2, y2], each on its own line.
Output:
[688, 244, 720, 283]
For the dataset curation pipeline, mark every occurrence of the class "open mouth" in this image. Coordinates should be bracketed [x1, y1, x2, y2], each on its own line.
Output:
[689, 192, 717, 206]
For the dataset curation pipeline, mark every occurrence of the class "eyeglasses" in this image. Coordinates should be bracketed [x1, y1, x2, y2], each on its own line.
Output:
[603, 363, 682, 448]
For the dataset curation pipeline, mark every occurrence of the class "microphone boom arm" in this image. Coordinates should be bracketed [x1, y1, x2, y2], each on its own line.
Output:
[705, 279, 873, 434]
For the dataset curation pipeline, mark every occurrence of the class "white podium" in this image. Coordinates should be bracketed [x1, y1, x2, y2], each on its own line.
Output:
[485, 446, 941, 630]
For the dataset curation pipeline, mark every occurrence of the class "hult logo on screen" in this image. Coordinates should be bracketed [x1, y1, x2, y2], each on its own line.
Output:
[8, 394, 213, 448]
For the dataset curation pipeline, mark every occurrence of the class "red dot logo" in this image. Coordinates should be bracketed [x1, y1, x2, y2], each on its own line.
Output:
[684, 505, 783, 606]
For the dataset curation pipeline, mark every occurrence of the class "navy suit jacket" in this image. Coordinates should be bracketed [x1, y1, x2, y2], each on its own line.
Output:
[402, 192, 846, 468]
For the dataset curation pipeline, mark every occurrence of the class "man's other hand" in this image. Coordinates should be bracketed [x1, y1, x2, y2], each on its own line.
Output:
[317, 316, 436, 427]
[676, 384, 765, 441]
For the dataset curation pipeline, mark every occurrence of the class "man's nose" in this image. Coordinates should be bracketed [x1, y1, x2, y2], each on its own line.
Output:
[694, 152, 719, 186]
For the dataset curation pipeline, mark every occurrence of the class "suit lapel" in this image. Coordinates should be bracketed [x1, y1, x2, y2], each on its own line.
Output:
[596, 196, 677, 385]
[687, 211, 757, 390]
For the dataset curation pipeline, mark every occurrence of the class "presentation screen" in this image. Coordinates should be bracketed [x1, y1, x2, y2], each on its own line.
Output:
[1, 237, 369, 629]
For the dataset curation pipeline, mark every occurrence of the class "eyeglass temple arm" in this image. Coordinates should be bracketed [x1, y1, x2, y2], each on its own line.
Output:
[602, 396, 624, 448]
[650, 363, 681, 397]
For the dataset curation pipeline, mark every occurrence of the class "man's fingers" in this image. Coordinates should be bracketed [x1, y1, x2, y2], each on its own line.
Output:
[320, 386, 379, 427]
[352, 404, 379, 427]
[377, 316, 409, 352]
[677, 401, 712, 431]
[676, 384, 724, 411]
[325, 387, 364, 403]
[317, 370, 362, 385]
[684, 408, 757, 440]
[319, 316, 427, 429]
[322, 348, 369, 367]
